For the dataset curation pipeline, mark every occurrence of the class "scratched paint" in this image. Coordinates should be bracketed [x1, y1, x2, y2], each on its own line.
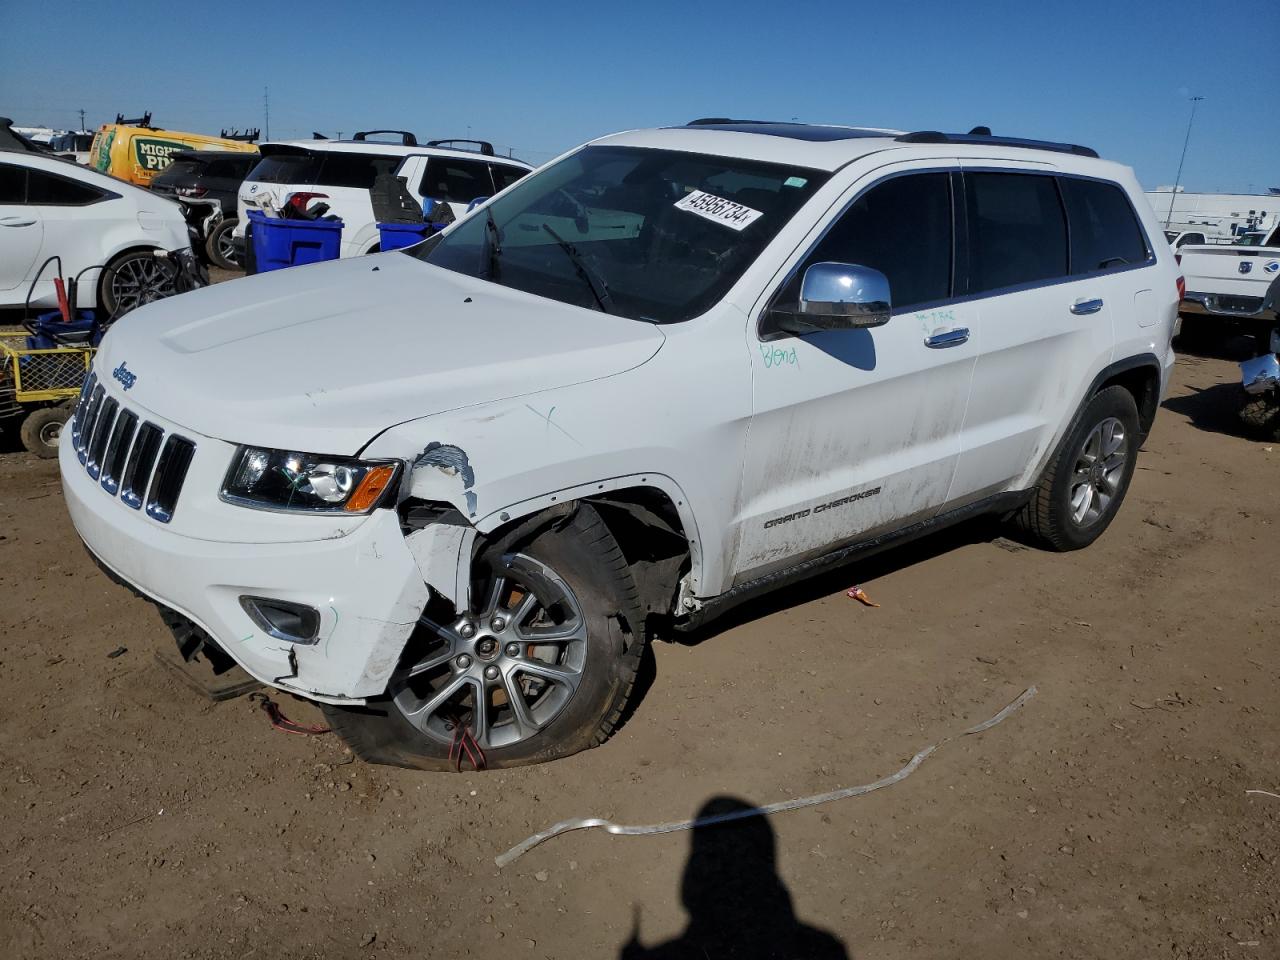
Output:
[525, 404, 581, 445]
[414, 442, 478, 515]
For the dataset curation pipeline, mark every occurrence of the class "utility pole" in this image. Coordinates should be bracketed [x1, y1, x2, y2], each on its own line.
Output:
[78, 108, 86, 131]
[1165, 95, 1204, 229]
[263, 87, 270, 141]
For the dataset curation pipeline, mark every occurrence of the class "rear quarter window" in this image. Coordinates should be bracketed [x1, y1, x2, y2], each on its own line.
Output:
[26, 169, 107, 205]
[1058, 177, 1150, 273]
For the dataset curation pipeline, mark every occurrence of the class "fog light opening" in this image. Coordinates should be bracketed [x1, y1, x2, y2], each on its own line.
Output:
[239, 596, 321, 645]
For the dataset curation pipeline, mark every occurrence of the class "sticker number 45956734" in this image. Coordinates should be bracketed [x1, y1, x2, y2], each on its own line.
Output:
[674, 190, 763, 231]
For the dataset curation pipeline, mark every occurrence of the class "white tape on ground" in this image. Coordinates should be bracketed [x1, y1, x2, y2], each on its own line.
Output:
[494, 685, 1038, 867]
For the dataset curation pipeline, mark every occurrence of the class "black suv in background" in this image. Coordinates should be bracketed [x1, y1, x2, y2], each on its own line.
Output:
[151, 150, 259, 269]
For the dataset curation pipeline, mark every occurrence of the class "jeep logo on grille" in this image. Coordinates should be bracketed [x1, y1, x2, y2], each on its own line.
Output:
[1239, 261, 1253, 275]
[112, 362, 137, 391]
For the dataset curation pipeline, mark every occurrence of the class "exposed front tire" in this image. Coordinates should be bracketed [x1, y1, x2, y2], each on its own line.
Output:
[1012, 385, 1141, 551]
[20, 405, 69, 458]
[323, 504, 646, 770]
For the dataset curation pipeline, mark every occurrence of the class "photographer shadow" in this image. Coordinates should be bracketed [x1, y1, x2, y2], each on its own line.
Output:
[619, 796, 850, 960]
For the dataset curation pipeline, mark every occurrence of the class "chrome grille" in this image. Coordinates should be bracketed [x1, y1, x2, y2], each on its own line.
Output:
[71, 377, 196, 524]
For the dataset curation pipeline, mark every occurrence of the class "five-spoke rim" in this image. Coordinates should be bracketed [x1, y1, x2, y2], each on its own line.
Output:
[1069, 416, 1128, 527]
[391, 554, 587, 750]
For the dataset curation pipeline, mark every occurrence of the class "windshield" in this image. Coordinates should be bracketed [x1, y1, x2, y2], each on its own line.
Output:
[412, 145, 829, 323]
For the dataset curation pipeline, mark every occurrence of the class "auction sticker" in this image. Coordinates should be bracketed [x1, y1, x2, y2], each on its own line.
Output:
[674, 190, 763, 231]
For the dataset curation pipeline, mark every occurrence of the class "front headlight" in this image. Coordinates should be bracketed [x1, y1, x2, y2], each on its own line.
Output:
[220, 446, 401, 514]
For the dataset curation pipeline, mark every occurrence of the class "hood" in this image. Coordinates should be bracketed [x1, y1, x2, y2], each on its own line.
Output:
[95, 253, 665, 454]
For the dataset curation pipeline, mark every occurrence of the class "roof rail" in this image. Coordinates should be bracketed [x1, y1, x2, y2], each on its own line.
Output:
[425, 138, 495, 156]
[352, 129, 418, 146]
[896, 129, 1098, 158]
[687, 117, 779, 126]
[220, 127, 260, 142]
[115, 112, 153, 128]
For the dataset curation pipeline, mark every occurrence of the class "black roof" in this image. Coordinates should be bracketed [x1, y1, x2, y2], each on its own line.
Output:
[682, 119, 891, 142]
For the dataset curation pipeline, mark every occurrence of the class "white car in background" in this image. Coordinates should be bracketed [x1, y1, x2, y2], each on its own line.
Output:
[0, 143, 195, 316]
[233, 132, 532, 259]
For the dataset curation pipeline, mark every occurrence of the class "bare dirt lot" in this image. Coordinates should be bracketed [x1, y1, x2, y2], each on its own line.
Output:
[1, 332, 1277, 959]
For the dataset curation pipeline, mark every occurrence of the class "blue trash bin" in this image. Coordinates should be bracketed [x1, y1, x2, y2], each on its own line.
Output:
[246, 210, 343, 273]
[378, 222, 434, 252]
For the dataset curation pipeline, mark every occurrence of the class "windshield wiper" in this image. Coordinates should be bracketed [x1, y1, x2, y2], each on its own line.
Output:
[541, 223, 614, 314]
[482, 207, 503, 281]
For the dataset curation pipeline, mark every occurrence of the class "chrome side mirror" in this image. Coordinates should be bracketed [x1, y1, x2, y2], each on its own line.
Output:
[767, 262, 892, 337]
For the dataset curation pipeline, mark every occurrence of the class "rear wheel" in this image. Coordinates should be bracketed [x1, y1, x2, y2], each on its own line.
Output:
[205, 219, 241, 270]
[323, 504, 646, 770]
[100, 250, 176, 319]
[1012, 386, 1140, 551]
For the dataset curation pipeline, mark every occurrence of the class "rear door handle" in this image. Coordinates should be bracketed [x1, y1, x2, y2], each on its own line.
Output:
[1070, 298, 1104, 315]
[924, 327, 970, 348]
[0, 217, 37, 227]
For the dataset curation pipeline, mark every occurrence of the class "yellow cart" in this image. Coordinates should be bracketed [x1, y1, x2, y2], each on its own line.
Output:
[0, 331, 94, 458]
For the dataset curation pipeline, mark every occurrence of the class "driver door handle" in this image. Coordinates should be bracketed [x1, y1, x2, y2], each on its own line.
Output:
[924, 327, 970, 348]
[1070, 298, 1104, 315]
[0, 216, 37, 227]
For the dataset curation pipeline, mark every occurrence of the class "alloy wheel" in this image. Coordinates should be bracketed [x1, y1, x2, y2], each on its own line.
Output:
[391, 554, 588, 750]
[109, 254, 175, 316]
[1069, 416, 1128, 527]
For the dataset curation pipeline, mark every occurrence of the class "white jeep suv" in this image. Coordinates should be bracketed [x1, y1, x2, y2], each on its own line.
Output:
[61, 119, 1178, 770]
[233, 132, 532, 259]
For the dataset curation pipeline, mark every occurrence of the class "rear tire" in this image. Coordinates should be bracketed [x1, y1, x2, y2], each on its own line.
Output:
[323, 504, 646, 770]
[20, 406, 69, 458]
[205, 219, 241, 270]
[1012, 386, 1140, 551]
[100, 249, 175, 319]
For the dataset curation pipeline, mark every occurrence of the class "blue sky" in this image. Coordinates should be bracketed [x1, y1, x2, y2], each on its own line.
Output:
[2, 0, 1276, 194]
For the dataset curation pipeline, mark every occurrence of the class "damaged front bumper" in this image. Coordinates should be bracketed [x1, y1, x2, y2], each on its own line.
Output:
[60, 428, 439, 704]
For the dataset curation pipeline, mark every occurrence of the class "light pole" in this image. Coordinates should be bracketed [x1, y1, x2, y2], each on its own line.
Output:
[1165, 95, 1204, 229]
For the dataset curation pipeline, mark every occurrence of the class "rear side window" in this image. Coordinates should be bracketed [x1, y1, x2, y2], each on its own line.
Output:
[964, 172, 1068, 294]
[490, 163, 527, 193]
[316, 152, 401, 189]
[783, 172, 953, 311]
[0, 163, 25, 203]
[1058, 177, 1150, 273]
[246, 152, 324, 184]
[422, 157, 494, 203]
[26, 169, 106, 205]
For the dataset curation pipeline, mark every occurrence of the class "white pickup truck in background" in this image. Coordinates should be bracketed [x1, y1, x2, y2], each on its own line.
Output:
[1179, 223, 1280, 332]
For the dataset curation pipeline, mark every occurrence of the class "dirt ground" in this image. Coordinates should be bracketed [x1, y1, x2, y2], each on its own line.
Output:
[1, 314, 1277, 959]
